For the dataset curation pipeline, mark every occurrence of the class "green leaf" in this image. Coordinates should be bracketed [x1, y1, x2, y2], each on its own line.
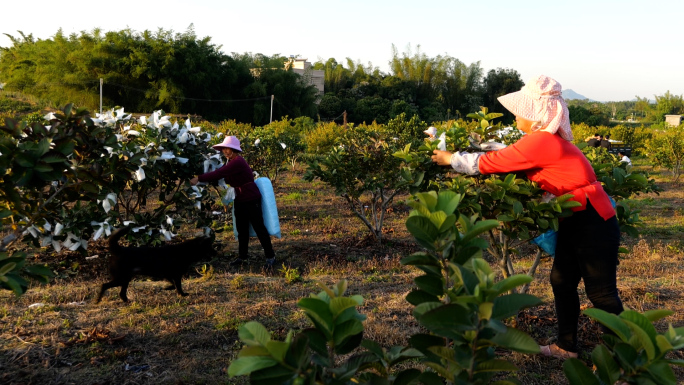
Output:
[238, 322, 272, 347]
[489, 326, 540, 354]
[227, 355, 279, 377]
[406, 216, 438, 250]
[418, 304, 475, 337]
[0, 262, 17, 275]
[491, 275, 534, 295]
[35, 138, 51, 157]
[646, 360, 678, 385]
[513, 201, 523, 215]
[0, 210, 12, 219]
[334, 329, 363, 355]
[297, 298, 333, 336]
[475, 358, 518, 372]
[301, 328, 328, 357]
[250, 364, 295, 385]
[622, 318, 656, 360]
[415, 191, 438, 211]
[330, 297, 359, 318]
[415, 275, 444, 297]
[3, 275, 26, 295]
[405, 289, 440, 306]
[461, 219, 499, 243]
[333, 319, 364, 346]
[436, 190, 461, 214]
[491, 294, 541, 320]
[438, 214, 457, 233]
[265, 340, 290, 362]
[41, 152, 68, 163]
[642, 309, 673, 323]
[393, 368, 422, 385]
[583, 308, 631, 340]
[656, 334, 674, 353]
[613, 343, 638, 372]
[33, 162, 53, 173]
[401, 252, 441, 267]
[562, 358, 601, 385]
[590, 344, 620, 385]
[428, 211, 448, 232]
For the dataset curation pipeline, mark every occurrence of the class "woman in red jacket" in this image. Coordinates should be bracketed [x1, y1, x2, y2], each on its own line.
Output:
[191, 136, 275, 267]
[432, 75, 623, 359]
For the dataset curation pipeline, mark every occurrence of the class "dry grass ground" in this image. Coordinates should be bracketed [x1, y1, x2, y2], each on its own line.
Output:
[2, 159, 683, 384]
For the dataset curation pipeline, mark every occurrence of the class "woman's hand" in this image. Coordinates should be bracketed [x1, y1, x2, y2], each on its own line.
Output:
[190, 177, 199, 186]
[431, 150, 453, 166]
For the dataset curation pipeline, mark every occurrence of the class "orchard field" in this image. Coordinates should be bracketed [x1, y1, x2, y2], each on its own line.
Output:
[1, 159, 683, 384]
[1, 102, 684, 385]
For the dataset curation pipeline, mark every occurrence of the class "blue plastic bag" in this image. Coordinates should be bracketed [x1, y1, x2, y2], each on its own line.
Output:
[531, 229, 558, 256]
[232, 177, 282, 239]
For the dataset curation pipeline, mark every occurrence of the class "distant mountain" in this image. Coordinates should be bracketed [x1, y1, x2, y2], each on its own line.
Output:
[563, 89, 593, 101]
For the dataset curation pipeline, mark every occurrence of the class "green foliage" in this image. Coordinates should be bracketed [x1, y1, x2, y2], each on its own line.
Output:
[0, 29, 317, 124]
[0, 105, 221, 295]
[0, 94, 35, 113]
[0, 251, 54, 296]
[304, 122, 346, 155]
[402, 190, 541, 383]
[279, 264, 302, 284]
[395, 109, 658, 284]
[229, 192, 544, 384]
[481, 68, 525, 123]
[304, 126, 407, 242]
[582, 146, 661, 236]
[564, 308, 684, 385]
[240, 126, 290, 184]
[383, 113, 428, 148]
[227, 280, 421, 384]
[568, 104, 610, 126]
[645, 124, 684, 182]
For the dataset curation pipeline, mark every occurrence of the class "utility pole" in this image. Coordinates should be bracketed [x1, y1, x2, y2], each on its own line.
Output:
[269, 95, 274, 123]
[99, 78, 103, 115]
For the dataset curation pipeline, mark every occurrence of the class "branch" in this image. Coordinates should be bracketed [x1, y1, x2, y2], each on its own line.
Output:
[521, 246, 543, 294]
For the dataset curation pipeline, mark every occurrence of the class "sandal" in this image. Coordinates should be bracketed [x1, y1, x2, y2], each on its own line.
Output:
[540, 344, 578, 359]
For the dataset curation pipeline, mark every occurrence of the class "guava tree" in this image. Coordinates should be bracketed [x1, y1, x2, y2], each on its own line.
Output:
[304, 125, 408, 243]
[395, 109, 658, 288]
[0, 105, 224, 294]
[645, 123, 684, 182]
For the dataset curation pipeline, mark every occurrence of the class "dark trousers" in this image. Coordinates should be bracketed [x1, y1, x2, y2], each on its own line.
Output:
[234, 199, 275, 259]
[551, 201, 623, 352]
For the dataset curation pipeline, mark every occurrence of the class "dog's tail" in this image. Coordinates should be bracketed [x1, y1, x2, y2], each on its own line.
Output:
[108, 226, 131, 253]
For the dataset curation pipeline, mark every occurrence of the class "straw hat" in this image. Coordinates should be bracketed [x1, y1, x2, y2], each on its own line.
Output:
[212, 136, 242, 152]
[497, 75, 573, 141]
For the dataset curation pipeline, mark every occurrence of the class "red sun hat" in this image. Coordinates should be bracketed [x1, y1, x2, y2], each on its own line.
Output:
[212, 136, 242, 152]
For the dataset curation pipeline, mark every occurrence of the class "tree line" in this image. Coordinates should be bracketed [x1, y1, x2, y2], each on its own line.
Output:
[2, 27, 683, 126]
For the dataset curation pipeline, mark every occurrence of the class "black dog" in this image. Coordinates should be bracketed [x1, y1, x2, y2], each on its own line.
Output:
[97, 227, 214, 303]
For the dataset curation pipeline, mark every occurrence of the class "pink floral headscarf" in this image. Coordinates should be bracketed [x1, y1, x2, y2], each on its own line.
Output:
[497, 75, 573, 141]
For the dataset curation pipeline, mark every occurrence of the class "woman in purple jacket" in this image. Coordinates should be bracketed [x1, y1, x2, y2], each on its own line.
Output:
[191, 136, 275, 267]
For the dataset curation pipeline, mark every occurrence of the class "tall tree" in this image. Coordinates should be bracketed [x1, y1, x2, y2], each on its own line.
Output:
[481, 68, 524, 123]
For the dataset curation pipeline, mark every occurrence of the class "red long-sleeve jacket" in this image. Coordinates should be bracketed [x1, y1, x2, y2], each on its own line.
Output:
[478, 131, 615, 220]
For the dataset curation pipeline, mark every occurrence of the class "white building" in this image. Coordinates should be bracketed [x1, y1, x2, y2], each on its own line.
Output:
[285, 57, 324, 100]
[665, 115, 683, 127]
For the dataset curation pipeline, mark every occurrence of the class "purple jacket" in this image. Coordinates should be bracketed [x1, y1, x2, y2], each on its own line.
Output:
[198, 155, 261, 203]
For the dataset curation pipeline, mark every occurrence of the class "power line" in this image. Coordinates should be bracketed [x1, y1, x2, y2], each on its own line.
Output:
[4, 79, 272, 103]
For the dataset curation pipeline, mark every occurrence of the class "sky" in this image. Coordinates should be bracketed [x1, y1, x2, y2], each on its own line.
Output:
[2, 0, 683, 102]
